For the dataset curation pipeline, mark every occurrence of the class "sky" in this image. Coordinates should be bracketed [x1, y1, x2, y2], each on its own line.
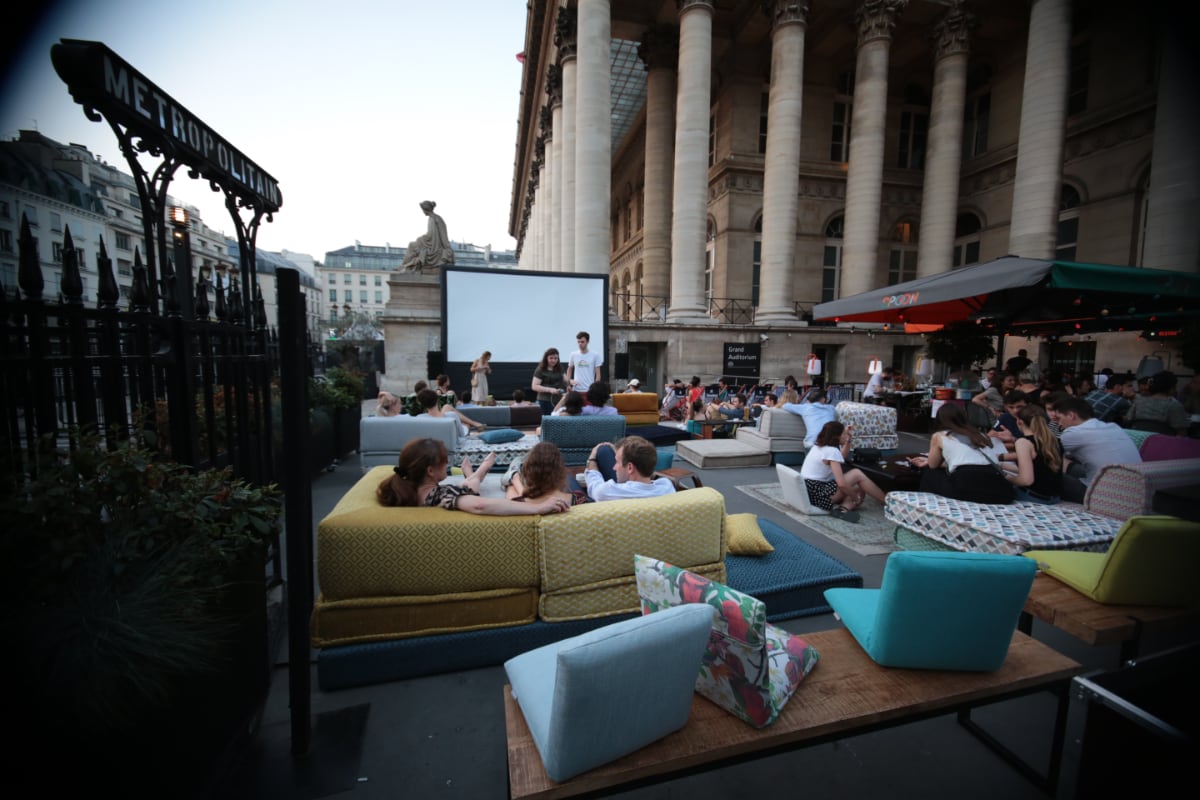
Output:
[0, 0, 528, 260]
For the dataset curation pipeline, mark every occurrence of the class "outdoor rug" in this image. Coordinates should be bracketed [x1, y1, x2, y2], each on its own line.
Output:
[736, 482, 900, 557]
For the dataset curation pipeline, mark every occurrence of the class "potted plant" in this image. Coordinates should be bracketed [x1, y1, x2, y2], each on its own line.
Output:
[922, 321, 997, 385]
[0, 436, 282, 794]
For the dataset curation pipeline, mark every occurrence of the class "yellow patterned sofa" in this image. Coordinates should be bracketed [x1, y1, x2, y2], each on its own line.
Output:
[310, 466, 728, 648]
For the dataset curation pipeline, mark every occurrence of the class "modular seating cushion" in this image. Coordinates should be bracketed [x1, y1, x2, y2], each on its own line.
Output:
[539, 415, 627, 465]
[735, 407, 810, 465]
[1081, 458, 1200, 521]
[612, 392, 662, 426]
[834, 401, 899, 451]
[675, 439, 773, 469]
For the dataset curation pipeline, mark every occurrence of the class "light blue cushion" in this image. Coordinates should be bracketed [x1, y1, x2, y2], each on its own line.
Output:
[824, 551, 1036, 671]
[478, 428, 523, 444]
[655, 447, 675, 471]
[504, 603, 713, 782]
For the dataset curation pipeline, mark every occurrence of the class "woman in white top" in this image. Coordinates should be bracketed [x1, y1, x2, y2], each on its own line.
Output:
[910, 404, 1014, 504]
[798, 421, 886, 523]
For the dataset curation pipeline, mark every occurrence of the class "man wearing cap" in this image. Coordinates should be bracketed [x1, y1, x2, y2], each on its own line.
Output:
[623, 379, 642, 393]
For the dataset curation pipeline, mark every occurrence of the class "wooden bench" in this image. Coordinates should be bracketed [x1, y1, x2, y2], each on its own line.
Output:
[505, 628, 1080, 799]
[1020, 572, 1200, 663]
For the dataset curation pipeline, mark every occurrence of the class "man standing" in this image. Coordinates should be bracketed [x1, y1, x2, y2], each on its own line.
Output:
[1057, 396, 1142, 503]
[567, 331, 603, 393]
[1004, 348, 1032, 375]
[781, 388, 838, 448]
[1084, 373, 1133, 423]
[584, 436, 676, 501]
[864, 366, 895, 399]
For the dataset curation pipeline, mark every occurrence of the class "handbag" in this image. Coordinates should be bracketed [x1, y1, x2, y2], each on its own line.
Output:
[470, 374, 479, 388]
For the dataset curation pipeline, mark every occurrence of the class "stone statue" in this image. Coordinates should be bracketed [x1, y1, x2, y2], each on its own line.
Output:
[400, 200, 455, 272]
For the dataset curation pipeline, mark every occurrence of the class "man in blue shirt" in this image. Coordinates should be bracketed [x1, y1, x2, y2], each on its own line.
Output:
[1084, 373, 1133, 423]
[781, 388, 838, 447]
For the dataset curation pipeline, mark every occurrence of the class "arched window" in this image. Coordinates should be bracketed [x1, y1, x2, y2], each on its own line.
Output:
[1057, 184, 1082, 261]
[888, 221, 918, 285]
[822, 215, 844, 302]
[952, 213, 982, 268]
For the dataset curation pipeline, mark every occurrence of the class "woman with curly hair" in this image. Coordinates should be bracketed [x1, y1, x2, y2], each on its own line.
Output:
[501, 442, 591, 506]
[377, 438, 568, 516]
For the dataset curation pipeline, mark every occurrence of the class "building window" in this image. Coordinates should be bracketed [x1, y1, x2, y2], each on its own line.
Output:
[330, 307, 338, 322]
[831, 101, 852, 162]
[0, 230, 12, 254]
[374, 291, 383, 304]
[23, 206, 38, 226]
[1, 262, 15, 286]
[128, 192, 138, 206]
[118, 259, 132, 276]
[359, 275, 366, 285]
[1068, 39, 1090, 116]
[1057, 184, 1081, 261]
[952, 213, 982, 268]
[704, 219, 716, 307]
[359, 290, 368, 304]
[0, 200, 10, 219]
[708, 110, 716, 168]
[374, 274, 382, 286]
[962, 67, 991, 159]
[897, 111, 928, 170]
[758, 91, 769, 155]
[822, 215, 844, 302]
[888, 221, 918, 285]
[328, 273, 335, 283]
[751, 216, 762, 307]
[52, 242, 64, 263]
[329, 289, 337, 302]
[50, 212, 62, 232]
[115, 233, 131, 251]
[343, 274, 351, 285]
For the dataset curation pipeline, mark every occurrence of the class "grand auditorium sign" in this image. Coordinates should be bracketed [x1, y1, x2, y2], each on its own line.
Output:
[51, 39, 281, 213]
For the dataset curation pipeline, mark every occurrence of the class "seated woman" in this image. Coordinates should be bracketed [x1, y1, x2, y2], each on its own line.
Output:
[434, 374, 456, 407]
[798, 421, 886, 522]
[684, 399, 707, 436]
[376, 390, 403, 417]
[1000, 403, 1063, 504]
[510, 389, 537, 407]
[551, 390, 585, 417]
[501, 442, 591, 506]
[378, 437, 569, 516]
[414, 388, 485, 435]
[910, 404, 1013, 504]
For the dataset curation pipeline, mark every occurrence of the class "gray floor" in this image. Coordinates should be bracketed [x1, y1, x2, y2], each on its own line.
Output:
[226, 427, 1191, 799]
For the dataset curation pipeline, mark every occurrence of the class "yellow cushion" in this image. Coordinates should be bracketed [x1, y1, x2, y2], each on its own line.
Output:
[725, 513, 775, 555]
[1024, 515, 1200, 607]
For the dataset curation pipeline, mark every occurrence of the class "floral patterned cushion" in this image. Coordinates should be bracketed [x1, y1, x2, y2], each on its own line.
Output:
[634, 555, 819, 728]
[835, 401, 898, 450]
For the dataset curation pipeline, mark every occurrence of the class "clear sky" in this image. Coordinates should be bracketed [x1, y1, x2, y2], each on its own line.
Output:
[0, 0, 527, 260]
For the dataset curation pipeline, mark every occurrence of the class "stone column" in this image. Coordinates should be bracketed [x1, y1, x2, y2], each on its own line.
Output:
[755, 1, 810, 323]
[1142, 18, 1200, 271]
[575, 0, 611, 276]
[1008, 0, 1070, 259]
[557, 7, 578, 273]
[841, 0, 908, 298]
[667, 0, 715, 322]
[917, 0, 972, 277]
[638, 26, 678, 318]
[548, 66, 564, 272]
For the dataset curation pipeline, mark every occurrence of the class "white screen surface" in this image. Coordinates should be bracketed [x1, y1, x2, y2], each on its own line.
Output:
[443, 268, 608, 363]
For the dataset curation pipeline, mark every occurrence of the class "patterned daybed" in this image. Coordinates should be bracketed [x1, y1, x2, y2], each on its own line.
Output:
[886, 457, 1200, 554]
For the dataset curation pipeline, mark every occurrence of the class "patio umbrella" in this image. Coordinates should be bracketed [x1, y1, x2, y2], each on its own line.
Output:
[812, 256, 1200, 334]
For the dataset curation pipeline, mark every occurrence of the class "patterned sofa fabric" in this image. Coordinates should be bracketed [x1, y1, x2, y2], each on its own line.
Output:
[835, 401, 899, 450]
[539, 415, 627, 465]
[1082, 457, 1200, 521]
[359, 415, 460, 472]
[884, 491, 1122, 555]
[538, 487, 728, 621]
[612, 392, 662, 426]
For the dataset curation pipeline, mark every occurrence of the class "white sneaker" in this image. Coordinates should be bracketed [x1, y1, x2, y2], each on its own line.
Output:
[501, 458, 523, 490]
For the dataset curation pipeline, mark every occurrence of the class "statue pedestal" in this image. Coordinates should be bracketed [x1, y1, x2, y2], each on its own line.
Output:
[380, 270, 442, 394]
[386, 270, 440, 319]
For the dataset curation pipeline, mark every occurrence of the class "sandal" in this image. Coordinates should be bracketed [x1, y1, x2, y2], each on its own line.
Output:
[501, 457, 523, 490]
[831, 506, 860, 523]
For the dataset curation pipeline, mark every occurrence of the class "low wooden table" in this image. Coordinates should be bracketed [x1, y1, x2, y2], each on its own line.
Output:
[691, 418, 753, 439]
[505, 628, 1079, 799]
[1021, 572, 1200, 663]
[653, 467, 703, 491]
[850, 452, 924, 492]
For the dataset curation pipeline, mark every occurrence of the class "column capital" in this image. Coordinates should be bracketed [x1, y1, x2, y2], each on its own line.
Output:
[932, 0, 976, 60]
[677, 0, 715, 14]
[761, 1, 809, 31]
[546, 63, 562, 107]
[855, 0, 908, 46]
[554, 6, 577, 62]
[638, 25, 679, 71]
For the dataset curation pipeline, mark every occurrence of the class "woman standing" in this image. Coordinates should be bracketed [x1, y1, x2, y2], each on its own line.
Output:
[470, 350, 492, 404]
[531, 347, 567, 414]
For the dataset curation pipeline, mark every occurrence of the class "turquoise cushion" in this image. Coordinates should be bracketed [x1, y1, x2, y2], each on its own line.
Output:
[503, 603, 712, 782]
[825, 551, 1036, 671]
[655, 447, 675, 471]
[478, 428, 523, 444]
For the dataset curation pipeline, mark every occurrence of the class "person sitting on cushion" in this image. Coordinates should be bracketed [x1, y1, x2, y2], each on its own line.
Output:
[988, 390, 1028, 448]
[909, 404, 1013, 505]
[378, 438, 568, 516]
[584, 435, 675, 501]
[798, 421, 886, 522]
[580, 381, 618, 415]
[502, 442, 591, 507]
[780, 387, 838, 448]
[999, 403, 1063, 504]
[415, 388, 485, 435]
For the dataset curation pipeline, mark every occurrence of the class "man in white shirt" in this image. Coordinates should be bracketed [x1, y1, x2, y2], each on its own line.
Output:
[864, 366, 895, 398]
[567, 331, 603, 393]
[1057, 396, 1142, 503]
[584, 436, 675, 501]
[780, 388, 838, 447]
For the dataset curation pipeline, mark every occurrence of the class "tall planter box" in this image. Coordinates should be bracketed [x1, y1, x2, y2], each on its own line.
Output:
[334, 404, 362, 458]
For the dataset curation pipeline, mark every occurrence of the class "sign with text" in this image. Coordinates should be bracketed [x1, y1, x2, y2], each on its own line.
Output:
[723, 342, 760, 380]
[51, 39, 282, 213]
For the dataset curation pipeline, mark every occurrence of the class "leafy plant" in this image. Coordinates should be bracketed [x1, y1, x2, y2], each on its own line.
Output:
[309, 366, 364, 410]
[922, 321, 997, 372]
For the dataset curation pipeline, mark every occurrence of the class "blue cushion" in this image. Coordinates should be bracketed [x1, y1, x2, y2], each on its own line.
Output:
[478, 428, 523, 444]
[824, 551, 1036, 671]
[504, 603, 712, 782]
[654, 447, 675, 471]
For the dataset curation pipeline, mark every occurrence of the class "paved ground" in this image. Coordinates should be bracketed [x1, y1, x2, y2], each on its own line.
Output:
[219, 423, 1195, 800]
